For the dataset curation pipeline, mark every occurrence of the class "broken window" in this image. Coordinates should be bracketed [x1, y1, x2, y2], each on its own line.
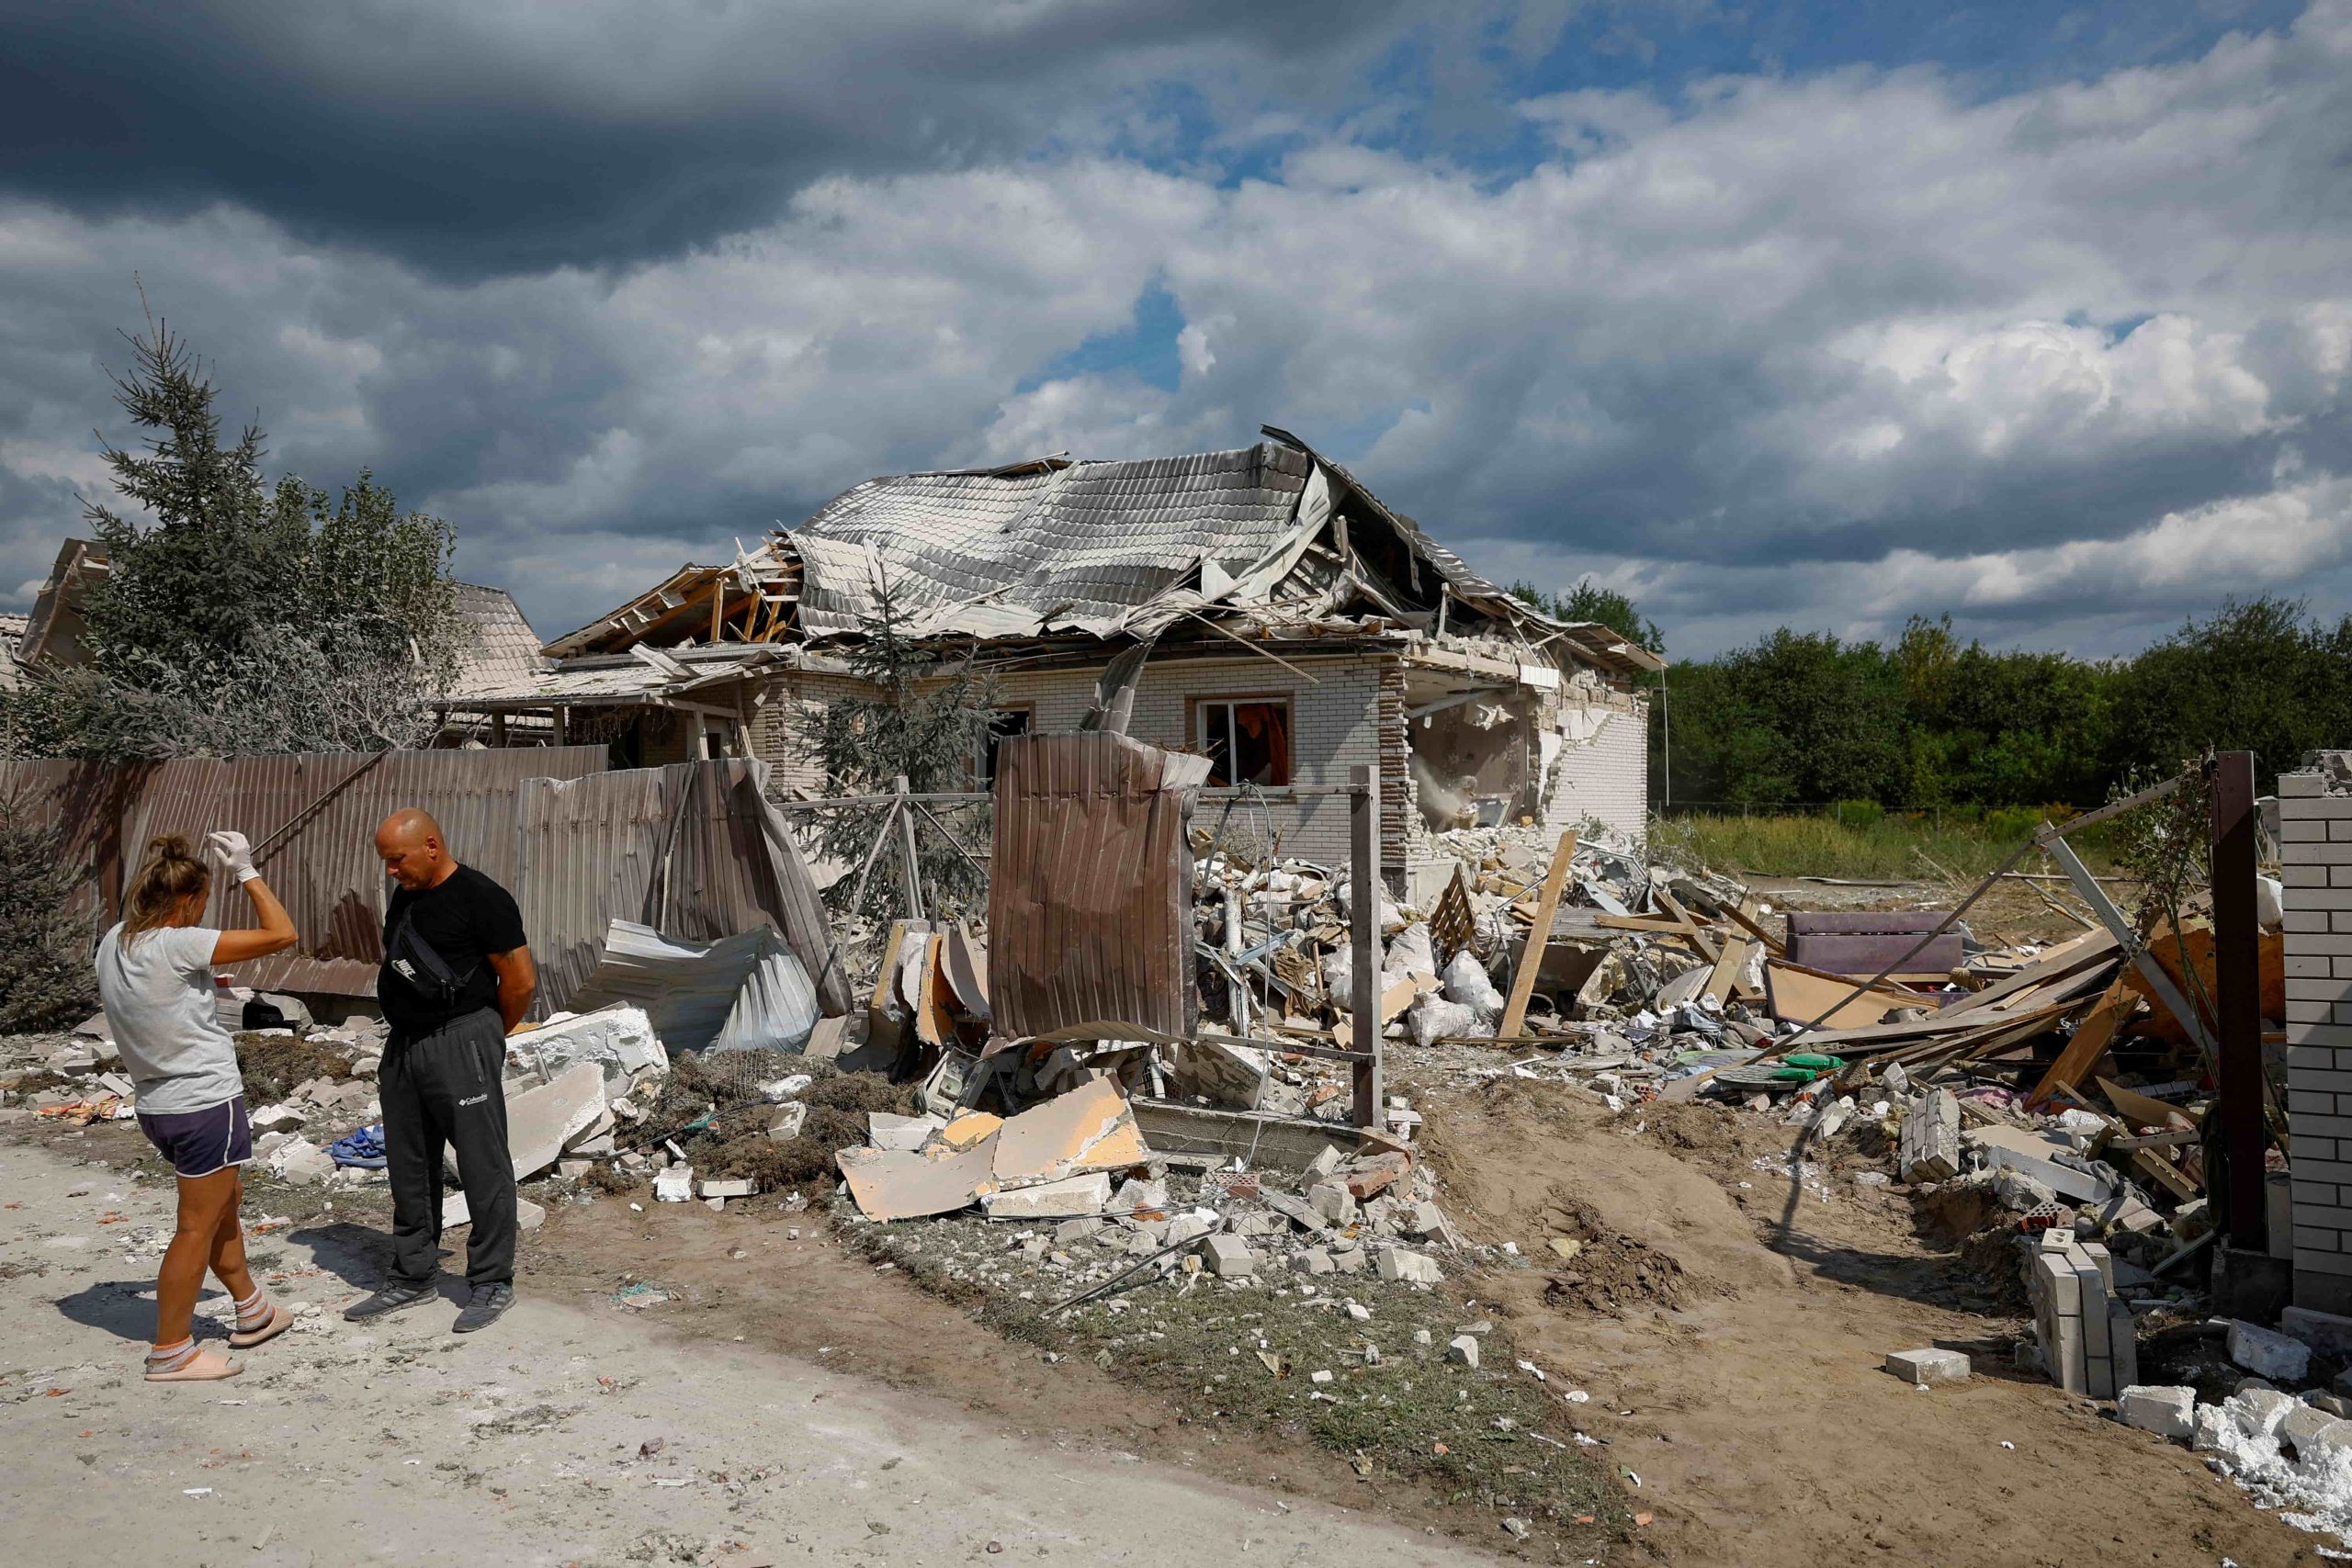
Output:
[978, 707, 1032, 786]
[1194, 698, 1292, 786]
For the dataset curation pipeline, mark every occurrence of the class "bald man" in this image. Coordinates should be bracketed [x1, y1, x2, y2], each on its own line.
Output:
[345, 808, 536, 1333]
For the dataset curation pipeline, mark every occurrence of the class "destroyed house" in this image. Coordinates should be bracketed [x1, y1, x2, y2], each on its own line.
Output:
[451, 426, 1663, 888]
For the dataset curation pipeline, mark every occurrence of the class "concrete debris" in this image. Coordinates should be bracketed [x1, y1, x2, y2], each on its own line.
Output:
[504, 1063, 611, 1181]
[2117, 1384, 2196, 1441]
[506, 1003, 669, 1092]
[1883, 1348, 1970, 1385]
[2228, 1320, 2313, 1383]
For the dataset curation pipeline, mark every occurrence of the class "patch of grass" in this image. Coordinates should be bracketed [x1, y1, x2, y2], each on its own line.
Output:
[234, 1032, 356, 1104]
[842, 1216, 1629, 1551]
[1661, 809, 2118, 882]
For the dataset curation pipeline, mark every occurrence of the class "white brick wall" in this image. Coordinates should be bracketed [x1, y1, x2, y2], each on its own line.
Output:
[991, 653, 1388, 867]
[1543, 694, 1650, 847]
[2282, 770, 2352, 1313]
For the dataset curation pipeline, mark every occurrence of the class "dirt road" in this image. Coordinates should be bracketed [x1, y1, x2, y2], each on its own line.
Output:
[0, 1139, 1481, 1568]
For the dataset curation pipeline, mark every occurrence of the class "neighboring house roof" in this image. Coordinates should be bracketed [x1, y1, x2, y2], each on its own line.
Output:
[0, 612, 28, 693]
[449, 641, 783, 708]
[447, 581, 548, 698]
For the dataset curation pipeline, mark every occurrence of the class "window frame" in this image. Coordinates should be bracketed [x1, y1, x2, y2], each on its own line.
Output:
[1184, 694, 1295, 787]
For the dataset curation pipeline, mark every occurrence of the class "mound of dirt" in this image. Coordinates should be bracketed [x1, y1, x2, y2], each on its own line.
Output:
[235, 1032, 356, 1104]
[1533, 1190, 1697, 1314]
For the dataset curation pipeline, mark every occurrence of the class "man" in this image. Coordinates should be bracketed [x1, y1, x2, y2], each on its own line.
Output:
[345, 808, 537, 1333]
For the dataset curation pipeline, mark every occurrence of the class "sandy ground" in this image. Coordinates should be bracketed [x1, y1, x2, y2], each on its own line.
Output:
[0, 1136, 1488, 1568]
[1412, 1073, 2322, 1567]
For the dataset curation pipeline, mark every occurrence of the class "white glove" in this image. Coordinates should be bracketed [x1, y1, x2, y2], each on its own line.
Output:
[205, 829, 260, 885]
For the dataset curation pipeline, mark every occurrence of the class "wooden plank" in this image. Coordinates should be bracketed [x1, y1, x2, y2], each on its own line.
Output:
[1379, 976, 1418, 1023]
[2097, 1076, 2202, 1131]
[2021, 975, 2135, 1109]
[1935, 926, 2116, 1014]
[1763, 959, 1923, 1030]
[1654, 886, 1720, 964]
[1595, 914, 1710, 936]
[1719, 899, 1787, 957]
[1498, 829, 1577, 1040]
[1703, 934, 1756, 1008]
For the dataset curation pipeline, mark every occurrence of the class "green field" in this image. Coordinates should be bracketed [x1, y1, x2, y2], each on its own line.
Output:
[1657, 807, 2113, 882]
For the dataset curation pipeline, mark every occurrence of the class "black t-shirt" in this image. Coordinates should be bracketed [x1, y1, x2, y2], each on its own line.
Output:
[378, 863, 527, 1037]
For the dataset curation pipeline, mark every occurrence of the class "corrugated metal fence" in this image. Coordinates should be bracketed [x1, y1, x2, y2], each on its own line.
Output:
[988, 732, 1209, 1041]
[0, 748, 847, 1020]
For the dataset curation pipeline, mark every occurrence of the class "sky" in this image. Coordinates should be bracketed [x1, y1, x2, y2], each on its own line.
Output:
[0, 0, 2345, 660]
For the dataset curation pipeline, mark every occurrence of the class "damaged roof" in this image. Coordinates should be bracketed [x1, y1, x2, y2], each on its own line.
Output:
[543, 426, 1665, 679]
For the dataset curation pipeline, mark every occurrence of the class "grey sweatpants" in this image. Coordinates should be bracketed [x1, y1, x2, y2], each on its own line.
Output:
[379, 1008, 516, 1289]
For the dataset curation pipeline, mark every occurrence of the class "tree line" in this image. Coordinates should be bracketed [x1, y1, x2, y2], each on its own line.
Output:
[1515, 582, 2352, 808]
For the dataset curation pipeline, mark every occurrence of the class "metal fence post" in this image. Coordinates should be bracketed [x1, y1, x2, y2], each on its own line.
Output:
[2212, 751, 2266, 1248]
[1350, 763, 1381, 1130]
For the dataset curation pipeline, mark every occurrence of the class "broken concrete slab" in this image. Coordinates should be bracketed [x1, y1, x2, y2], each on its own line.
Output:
[505, 1063, 608, 1180]
[1884, 1348, 1970, 1384]
[267, 1137, 333, 1186]
[249, 1103, 307, 1134]
[1202, 1235, 1258, 1277]
[700, 1178, 755, 1200]
[506, 1003, 668, 1092]
[1308, 1181, 1359, 1224]
[1375, 1248, 1442, 1285]
[991, 1076, 1150, 1185]
[2118, 1384, 2196, 1441]
[2282, 1304, 2352, 1359]
[836, 1138, 998, 1221]
[1966, 1123, 2117, 1204]
[2227, 1319, 2312, 1382]
[653, 1167, 695, 1202]
[981, 1171, 1113, 1220]
[442, 1191, 547, 1233]
[1446, 1334, 1480, 1368]
[868, 1111, 945, 1152]
[766, 1102, 809, 1142]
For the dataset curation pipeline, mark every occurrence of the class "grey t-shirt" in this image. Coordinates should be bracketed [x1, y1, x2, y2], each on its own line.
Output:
[95, 922, 242, 1116]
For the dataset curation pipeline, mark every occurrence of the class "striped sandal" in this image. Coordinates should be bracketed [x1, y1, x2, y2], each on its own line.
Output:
[228, 1301, 293, 1350]
[145, 1344, 243, 1382]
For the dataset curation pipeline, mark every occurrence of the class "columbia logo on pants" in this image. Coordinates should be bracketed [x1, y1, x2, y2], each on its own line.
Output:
[458, 1093, 490, 1107]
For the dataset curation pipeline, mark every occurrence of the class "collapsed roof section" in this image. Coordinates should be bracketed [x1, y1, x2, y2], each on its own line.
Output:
[542, 428, 1665, 681]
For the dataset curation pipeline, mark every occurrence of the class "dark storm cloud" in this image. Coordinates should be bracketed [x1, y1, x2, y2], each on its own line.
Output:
[0, 0, 1419, 276]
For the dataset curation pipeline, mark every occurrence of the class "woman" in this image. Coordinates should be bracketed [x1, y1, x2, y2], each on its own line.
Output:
[96, 830, 300, 1382]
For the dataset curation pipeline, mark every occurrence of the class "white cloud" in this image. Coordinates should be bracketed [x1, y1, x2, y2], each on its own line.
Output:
[0, 5, 2346, 654]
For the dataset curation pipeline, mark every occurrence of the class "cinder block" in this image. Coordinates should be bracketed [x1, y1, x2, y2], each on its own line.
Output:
[2300, 1249, 2352, 1277]
[2290, 1112, 2352, 1140]
[1884, 1348, 1971, 1384]
[2290, 1022, 2352, 1049]
[2281, 773, 2326, 798]
[2118, 1384, 2196, 1440]
[2109, 1299, 2139, 1393]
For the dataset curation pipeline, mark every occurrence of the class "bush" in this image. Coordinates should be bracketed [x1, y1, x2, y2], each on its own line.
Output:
[0, 791, 96, 1032]
[1831, 799, 1883, 829]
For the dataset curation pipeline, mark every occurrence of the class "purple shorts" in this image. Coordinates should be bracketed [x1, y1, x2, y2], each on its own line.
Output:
[136, 1096, 254, 1179]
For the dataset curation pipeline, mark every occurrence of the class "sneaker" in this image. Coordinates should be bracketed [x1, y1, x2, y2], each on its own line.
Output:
[452, 1282, 514, 1334]
[344, 1279, 438, 1322]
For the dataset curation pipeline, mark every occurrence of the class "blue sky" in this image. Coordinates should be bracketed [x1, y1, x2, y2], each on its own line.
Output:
[0, 0, 2344, 658]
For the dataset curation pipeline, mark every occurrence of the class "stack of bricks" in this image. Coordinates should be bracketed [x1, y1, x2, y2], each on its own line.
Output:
[2028, 1230, 2137, 1397]
[2282, 761, 2352, 1314]
[1897, 1089, 1962, 1183]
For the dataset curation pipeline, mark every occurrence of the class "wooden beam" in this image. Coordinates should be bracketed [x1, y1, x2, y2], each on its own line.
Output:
[2022, 974, 2135, 1110]
[1498, 829, 1577, 1040]
[1653, 886, 1720, 964]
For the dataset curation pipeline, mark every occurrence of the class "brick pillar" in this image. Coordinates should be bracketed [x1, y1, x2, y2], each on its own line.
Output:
[2283, 763, 2352, 1313]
